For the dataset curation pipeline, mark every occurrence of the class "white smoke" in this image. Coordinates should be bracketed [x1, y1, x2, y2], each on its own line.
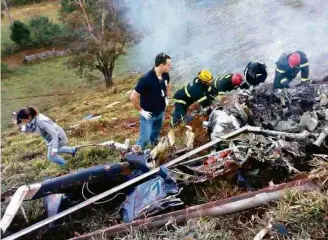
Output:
[121, 0, 328, 82]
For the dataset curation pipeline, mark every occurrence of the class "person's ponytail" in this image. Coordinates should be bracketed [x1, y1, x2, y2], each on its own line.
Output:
[27, 106, 38, 118]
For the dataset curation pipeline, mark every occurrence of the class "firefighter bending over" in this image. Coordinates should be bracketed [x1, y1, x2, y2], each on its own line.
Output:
[274, 50, 309, 89]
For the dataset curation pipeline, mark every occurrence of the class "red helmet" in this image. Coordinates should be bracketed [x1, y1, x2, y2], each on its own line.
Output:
[231, 73, 243, 86]
[288, 53, 301, 68]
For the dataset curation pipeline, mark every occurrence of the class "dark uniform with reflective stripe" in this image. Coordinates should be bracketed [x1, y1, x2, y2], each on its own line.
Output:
[244, 61, 267, 86]
[274, 50, 309, 89]
[171, 78, 215, 126]
[211, 74, 239, 95]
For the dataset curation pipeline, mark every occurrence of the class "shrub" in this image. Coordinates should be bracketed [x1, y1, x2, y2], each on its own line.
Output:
[10, 20, 31, 46]
[28, 16, 62, 46]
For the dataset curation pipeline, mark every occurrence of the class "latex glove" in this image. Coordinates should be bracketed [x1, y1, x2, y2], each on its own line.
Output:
[140, 109, 152, 120]
[11, 112, 17, 124]
[165, 97, 170, 107]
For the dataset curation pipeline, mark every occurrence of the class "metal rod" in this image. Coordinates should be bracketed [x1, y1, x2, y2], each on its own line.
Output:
[3, 126, 248, 240]
[247, 126, 309, 140]
[175, 146, 247, 166]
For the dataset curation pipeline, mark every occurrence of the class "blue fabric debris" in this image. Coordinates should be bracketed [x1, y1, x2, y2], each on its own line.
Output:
[122, 166, 182, 222]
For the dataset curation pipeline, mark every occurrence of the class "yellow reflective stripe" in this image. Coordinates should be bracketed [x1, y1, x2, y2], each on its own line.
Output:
[173, 99, 187, 105]
[215, 79, 219, 88]
[300, 62, 309, 67]
[184, 86, 191, 98]
[219, 75, 225, 80]
[224, 75, 230, 79]
[197, 96, 207, 103]
[301, 78, 309, 82]
[276, 68, 285, 73]
[218, 91, 225, 94]
[208, 86, 212, 92]
[280, 78, 288, 84]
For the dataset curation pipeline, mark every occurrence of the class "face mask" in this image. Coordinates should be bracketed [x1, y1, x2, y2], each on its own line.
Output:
[21, 124, 26, 132]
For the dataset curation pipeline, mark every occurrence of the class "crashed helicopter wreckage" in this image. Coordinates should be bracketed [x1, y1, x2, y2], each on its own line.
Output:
[1, 80, 328, 240]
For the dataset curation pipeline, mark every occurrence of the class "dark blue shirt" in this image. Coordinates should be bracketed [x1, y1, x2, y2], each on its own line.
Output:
[135, 68, 170, 114]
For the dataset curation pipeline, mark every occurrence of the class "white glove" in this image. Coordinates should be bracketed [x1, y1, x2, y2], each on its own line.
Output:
[165, 97, 170, 107]
[140, 109, 152, 120]
[11, 112, 17, 124]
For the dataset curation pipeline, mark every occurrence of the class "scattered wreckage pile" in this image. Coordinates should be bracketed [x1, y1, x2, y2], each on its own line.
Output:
[1, 80, 328, 239]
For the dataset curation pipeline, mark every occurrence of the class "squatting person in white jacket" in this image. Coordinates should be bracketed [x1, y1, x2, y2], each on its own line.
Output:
[14, 106, 78, 166]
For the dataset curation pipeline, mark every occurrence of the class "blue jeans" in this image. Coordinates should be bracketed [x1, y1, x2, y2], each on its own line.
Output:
[137, 111, 165, 148]
[47, 146, 76, 166]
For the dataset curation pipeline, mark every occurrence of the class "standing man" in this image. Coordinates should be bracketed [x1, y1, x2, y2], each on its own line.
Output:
[274, 50, 310, 89]
[130, 53, 172, 148]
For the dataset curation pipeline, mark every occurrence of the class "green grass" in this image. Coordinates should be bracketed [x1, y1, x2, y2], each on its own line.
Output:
[1, 25, 15, 48]
[1, 54, 133, 130]
[1, 54, 141, 184]
[1, 57, 90, 130]
[1, 1, 61, 50]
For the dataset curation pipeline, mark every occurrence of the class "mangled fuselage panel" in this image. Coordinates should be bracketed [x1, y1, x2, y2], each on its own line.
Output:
[0, 162, 131, 233]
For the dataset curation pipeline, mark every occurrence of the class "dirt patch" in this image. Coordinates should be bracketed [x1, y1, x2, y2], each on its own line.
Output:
[70, 116, 139, 139]
[2, 46, 67, 69]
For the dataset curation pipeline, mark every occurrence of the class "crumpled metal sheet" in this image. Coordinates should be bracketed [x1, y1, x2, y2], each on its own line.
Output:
[122, 167, 182, 223]
[300, 111, 319, 131]
[208, 109, 241, 140]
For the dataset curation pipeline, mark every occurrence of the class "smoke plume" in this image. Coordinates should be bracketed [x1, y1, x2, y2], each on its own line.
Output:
[122, 0, 328, 82]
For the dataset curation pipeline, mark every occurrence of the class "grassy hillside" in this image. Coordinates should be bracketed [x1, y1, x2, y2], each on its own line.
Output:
[2, 57, 89, 130]
[2, 72, 141, 189]
[1, 1, 60, 49]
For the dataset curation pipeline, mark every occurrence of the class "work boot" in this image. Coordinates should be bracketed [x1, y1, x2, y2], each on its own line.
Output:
[168, 129, 176, 147]
[185, 125, 195, 150]
[150, 137, 169, 161]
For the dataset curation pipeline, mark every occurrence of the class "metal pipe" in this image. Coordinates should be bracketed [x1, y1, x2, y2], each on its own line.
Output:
[3, 126, 249, 240]
[246, 126, 310, 140]
[314, 126, 328, 147]
[69, 178, 320, 240]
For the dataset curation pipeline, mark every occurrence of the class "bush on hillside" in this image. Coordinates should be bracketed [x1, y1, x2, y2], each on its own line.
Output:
[10, 20, 31, 46]
[28, 16, 63, 46]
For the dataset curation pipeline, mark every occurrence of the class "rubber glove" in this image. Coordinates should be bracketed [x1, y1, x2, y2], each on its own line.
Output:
[140, 109, 152, 120]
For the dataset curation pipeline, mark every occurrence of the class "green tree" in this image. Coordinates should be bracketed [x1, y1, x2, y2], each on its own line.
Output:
[10, 20, 31, 46]
[60, 0, 134, 87]
[28, 16, 62, 46]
